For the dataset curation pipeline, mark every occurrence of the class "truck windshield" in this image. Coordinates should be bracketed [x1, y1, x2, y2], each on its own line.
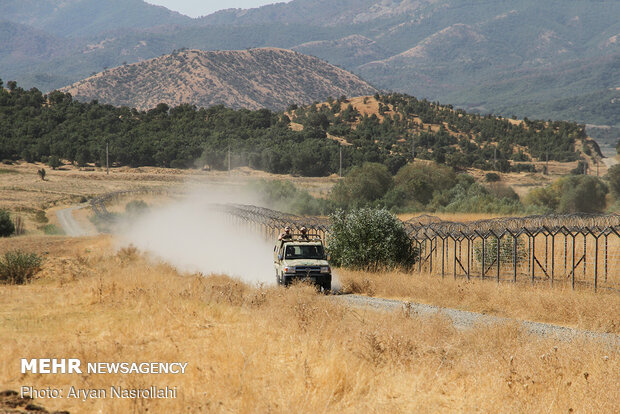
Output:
[285, 245, 325, 260]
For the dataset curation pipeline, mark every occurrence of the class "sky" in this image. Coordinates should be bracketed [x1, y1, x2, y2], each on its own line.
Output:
[145, 0, 290, 18]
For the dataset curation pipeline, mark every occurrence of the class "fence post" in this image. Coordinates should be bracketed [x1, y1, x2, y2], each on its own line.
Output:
[551, 233, 555, 287]
[496, 234, 501, 283]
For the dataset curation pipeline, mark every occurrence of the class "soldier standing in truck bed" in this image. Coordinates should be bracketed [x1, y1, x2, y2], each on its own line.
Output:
[278, 226, 292, 241]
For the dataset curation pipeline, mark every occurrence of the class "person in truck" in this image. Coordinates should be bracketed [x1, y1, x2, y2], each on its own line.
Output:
[278, 226, 292, 241]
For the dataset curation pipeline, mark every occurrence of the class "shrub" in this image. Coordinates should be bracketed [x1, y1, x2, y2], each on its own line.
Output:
[0, 250, 42, 284]
[48, 155, 62, 170]
[526, 175, 608, 214]
[606, 164, 620, 199]
[0, 209, 15, 237]
[125, 200, 149, 216]
[474, 237, 528, 268]
[330, 162, 393, 208]
[249, 180, 331, 215]
[34, 210, 48, 224]
[393, 163, 456, 206]
[485, 172, 500, 182]
[327, 208, 417, 270]
[38, 224, 63, 235]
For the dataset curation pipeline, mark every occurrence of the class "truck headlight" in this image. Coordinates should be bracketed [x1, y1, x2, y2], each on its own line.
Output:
[320, 266, 330, 274]
[284, 266, 295, 274]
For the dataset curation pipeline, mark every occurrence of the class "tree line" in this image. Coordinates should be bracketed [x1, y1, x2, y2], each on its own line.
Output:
[0, 80, 590, 176]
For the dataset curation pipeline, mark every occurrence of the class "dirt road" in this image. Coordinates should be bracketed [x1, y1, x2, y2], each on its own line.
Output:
[55, 205, 89, 236]
[335, 294, 620, 345]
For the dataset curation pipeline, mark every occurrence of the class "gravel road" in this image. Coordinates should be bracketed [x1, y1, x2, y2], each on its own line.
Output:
[334, 294, 620, 345]
[55, 205, 89, 236]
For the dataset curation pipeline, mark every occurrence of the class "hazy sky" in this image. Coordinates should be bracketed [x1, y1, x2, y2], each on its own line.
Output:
[145, 0, 290, 18]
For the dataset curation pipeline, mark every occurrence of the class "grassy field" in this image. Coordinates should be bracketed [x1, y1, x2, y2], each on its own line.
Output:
[0, 162, 337, 236]
[1, 236, 618, 413]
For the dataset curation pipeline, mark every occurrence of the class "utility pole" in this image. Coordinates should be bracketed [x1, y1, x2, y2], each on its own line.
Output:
[597, 159, 599, 177]
[228, 145, 231, 175]
[339, 144, 342, 178]
[493, 147, 497, 170]
[106, 141, 109, 175]
[545, 152, 549, 175]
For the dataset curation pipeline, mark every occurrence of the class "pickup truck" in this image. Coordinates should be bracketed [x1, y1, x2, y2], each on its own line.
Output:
[274, 236, 331, 292]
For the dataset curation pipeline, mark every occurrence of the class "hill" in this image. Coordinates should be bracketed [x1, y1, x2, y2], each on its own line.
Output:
[0, 79, 597, 178]
[288, 94, 600, 172]
[59, 48, 377, 110]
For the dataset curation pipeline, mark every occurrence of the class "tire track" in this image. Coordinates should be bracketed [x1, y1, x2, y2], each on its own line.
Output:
[55, 205, 89, 237]
[334, 294, 620, 345]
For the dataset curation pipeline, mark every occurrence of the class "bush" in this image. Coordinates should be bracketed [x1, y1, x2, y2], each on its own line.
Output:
[48, 155, 62, 170]
[327, 208, 417, 270]
[125, 200, 149, 216]
[249, 180, 331, 215]
[393, 163, 456, 206]
[38, 224, 63, 235]
[0, 250, 42, 284]
[485, 172, 500, 182]
[0, 209, 15, 237]
[526, 175, 608, 213]
[330, 162, 393, 208]
[34, 210, 48, 224]
[606, 164, 620, 199]
[474, 237, 527, 268]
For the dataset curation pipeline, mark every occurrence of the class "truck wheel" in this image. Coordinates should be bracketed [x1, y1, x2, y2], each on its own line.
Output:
[322, 281, 331, 293]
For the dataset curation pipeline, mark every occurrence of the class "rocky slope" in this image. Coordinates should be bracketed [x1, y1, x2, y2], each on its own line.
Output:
[59, 48, 377, 110]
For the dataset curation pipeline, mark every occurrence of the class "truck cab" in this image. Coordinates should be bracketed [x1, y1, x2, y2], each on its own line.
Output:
[274, 236, 331, 292]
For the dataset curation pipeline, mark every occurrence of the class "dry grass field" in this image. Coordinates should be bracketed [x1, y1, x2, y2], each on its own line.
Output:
[1, 236, 618, 413]
[0, 162, 338, 236]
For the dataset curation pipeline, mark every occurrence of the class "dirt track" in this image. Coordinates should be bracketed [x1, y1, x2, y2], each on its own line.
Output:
[55, 205, 89, 237]
[335, 294, 620, 346]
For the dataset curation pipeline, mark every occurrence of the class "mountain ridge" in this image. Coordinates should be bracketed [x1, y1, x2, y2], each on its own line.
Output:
[1, 0, 619, 127]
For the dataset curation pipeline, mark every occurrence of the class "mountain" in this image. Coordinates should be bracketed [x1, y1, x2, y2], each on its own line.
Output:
[59, 48, 377, 110]
[1, 0, 190, 38]
[1, 0, 619, 128]
[292, 35, 390, 68]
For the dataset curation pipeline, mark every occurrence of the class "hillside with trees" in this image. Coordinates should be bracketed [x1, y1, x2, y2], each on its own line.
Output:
[0, 81, 599, 177]
[289, 94, 600, 173]
[59, 48, 377, 110]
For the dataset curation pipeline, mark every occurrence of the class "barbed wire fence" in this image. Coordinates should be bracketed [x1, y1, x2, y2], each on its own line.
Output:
[90, 192, 620, 292]
[221, 205, 620, 292]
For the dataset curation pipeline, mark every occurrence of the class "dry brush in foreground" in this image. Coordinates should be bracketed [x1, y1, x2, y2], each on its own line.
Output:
[0, 237, 618, 413]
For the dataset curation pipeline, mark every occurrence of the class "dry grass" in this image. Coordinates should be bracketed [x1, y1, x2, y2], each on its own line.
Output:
[0, 162, 338, 235]
[1, 236, 618, 413]
[338, 268, 620, 334]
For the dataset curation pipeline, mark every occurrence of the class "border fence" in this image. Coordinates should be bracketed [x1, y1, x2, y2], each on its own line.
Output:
[90, 192, 620, 292]
[221, 204, 620, 292]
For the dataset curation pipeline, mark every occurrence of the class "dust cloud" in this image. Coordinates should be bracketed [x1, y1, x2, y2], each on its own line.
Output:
[118, 188, 277, 286]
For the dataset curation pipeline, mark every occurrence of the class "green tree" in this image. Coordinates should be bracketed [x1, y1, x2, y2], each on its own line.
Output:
[526, 175, 608, 213]
[48, 156, 62, 170]
[327, 208, 416, 270]
[331, 162, 393, 207]
[0, 210, 16, 237]
[393, 163, 456, 206]
[606, 164, 620, 199]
